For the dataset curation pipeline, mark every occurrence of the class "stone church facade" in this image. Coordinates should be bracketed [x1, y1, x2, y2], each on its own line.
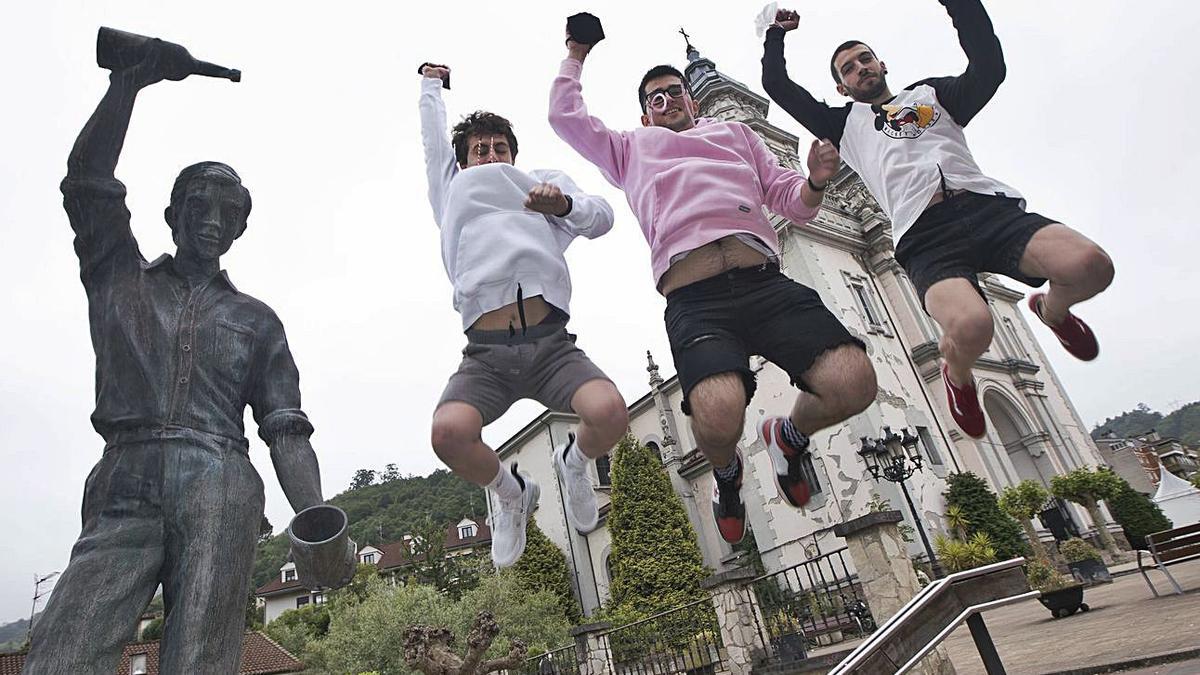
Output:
[489, 43, 1111, 618]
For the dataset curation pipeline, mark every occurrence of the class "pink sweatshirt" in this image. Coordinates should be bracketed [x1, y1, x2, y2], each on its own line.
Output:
[549, 58, 820, 285]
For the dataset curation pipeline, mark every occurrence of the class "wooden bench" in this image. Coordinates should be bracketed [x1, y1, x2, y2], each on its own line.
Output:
[1137, 522, 1200, 597]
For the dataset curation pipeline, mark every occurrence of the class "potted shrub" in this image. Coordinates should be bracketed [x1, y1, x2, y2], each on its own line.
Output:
[1027, 559, 1089, 619]
[1059, 538, 1111, 585]
[1001, 480, 1096, 617]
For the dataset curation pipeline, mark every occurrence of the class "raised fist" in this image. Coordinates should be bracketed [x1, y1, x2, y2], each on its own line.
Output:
[128, 38, 197, 87]
[565, 30, 593, 61]
[773, 8, 800, 31]
[421, 63, 450, 81]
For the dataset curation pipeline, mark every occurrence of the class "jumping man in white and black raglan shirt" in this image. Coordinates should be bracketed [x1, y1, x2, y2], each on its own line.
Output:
[761, 1, 1115, 439]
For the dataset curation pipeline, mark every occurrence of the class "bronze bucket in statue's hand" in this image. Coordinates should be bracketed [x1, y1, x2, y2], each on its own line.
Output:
[287, 504, 357, 591]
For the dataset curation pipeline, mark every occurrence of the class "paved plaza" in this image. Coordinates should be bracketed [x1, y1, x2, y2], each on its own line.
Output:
[942, 562, 1200, 675]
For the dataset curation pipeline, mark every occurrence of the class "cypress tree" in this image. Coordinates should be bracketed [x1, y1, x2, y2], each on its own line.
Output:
[1105, 473, 1172, 549]
[513, 518, 582, 624]
[606, 435, 708, 617]
[943, 472, 1028, 561]
[605, 435, 713, 654]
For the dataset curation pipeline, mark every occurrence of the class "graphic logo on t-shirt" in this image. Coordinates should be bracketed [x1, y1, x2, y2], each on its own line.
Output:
[871, 103, 939, 139]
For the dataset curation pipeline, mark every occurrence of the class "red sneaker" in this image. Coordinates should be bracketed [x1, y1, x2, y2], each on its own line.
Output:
[710, 448, 747, 545]
[759, 416, 813, 508]
[1028, 293, 1099, 361]
[942, 364, 986, 438]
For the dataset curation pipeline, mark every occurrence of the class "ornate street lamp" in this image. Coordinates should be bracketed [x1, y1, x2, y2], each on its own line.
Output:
[859, 427, 944, 578]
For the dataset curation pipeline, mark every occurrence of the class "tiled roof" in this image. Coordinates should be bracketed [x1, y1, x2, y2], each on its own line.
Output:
[255, 574, 306, 596]
[0, 631, 301, 675]
[375, 521, 492, 571]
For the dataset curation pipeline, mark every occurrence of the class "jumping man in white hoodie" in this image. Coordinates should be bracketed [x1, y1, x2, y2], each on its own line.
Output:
[419, 63, 628, 568]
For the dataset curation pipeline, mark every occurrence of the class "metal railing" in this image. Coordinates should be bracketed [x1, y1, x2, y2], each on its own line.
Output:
[598, 597, 724, 674]
[512, 642, 581, 675]
[747, 547, 874, 660]
[829, 557, 1035, 675]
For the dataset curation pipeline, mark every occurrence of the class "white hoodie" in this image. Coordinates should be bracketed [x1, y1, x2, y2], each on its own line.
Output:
[420, 78, 614, 330]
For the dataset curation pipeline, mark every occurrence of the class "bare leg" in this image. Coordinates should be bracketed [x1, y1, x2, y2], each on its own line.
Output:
[570, 379, 629, 459]
[925, 278, 995, 387]
[1017, 223, 1114, 324]
[687, 372, 749, 469]
[430, 402, 499, 486]
[789, 344, 877, 435]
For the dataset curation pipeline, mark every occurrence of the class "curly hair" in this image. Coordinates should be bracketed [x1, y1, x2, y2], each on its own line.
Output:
[450, 111, 518, 166]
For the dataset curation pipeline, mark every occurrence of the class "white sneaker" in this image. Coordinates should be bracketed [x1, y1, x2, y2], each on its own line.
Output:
[553, 432, 599, 534]
[489, 464, 539, 568]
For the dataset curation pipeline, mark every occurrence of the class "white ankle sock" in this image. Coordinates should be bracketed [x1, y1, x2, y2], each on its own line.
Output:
[565, 438, 589, 471]
[488, 464, 522, 501]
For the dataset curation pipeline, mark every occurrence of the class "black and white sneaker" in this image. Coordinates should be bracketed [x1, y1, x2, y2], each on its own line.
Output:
[553, 432, 599, 534]
[711, 448, 747, 545]
[489, 464, 539, 568]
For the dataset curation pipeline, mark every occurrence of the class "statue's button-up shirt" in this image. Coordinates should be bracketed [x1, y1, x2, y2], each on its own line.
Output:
[62, 176, 313, 452]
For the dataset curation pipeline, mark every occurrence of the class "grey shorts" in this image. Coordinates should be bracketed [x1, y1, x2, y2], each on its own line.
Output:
[437, 319, 611, 426]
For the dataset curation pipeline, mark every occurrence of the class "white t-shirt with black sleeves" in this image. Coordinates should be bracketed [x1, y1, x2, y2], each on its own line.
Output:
[761, 0, 1024, 243]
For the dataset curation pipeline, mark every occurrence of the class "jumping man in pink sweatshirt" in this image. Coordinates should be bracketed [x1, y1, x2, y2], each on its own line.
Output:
[549, 32, 877, 544]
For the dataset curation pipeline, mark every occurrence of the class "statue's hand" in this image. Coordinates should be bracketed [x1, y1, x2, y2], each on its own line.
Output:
[125, 38, 195, 87]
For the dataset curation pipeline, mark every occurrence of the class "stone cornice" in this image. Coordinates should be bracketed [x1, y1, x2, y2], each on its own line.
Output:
[701, 567, 759, 589]
[909, 341, 1042, 380]
[980, 275, 1026, 305]
[833, 510, 904, 538]
[678, 448, 712, 479]
[496, 411, 578, 460]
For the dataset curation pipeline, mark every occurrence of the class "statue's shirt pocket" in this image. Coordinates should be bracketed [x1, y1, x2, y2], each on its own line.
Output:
[213, 319, 255, 387]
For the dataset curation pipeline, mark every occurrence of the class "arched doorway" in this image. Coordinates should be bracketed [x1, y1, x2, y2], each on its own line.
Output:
[983, 390, 1050, 485]
[983, 389, 1079, 540]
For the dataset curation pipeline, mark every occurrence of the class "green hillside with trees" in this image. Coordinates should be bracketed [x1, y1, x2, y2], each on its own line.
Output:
[1092, 401, 1200, 446]
[251, 466, 484, 590]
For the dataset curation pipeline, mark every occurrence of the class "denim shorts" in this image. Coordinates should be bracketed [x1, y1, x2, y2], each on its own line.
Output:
[663, 264, 865, 415]
[894, 191, 1055, 308]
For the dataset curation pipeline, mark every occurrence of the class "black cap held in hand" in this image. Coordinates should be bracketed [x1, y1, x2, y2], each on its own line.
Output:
[417, 62, 450, 89]
[566, 13, 605, 46]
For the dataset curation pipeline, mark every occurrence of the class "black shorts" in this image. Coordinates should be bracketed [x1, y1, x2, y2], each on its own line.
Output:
[663, 264, 866, 415]
[894, 191, 1055, 309]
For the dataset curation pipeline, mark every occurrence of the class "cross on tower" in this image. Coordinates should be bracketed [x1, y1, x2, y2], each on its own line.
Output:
[679, 27, 694, 51]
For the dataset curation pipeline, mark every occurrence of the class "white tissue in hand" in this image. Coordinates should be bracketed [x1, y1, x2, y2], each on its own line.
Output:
[754, 2, 780, 37]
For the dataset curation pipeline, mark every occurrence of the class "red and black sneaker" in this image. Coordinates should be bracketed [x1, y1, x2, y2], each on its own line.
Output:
[1028, 292, 1099, 361]
[758, 416, 813, 508]
[711, 448, 747, 545]
[942, 363, 986, 439]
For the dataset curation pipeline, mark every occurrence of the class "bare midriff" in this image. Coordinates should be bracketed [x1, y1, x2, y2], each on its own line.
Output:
[925, 187, 967, 210]
[658, 235, 771, 296]
[469, 294, 555, 331]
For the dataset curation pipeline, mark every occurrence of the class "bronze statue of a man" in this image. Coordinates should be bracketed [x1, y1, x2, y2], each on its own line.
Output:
[23, 32, 329, 674]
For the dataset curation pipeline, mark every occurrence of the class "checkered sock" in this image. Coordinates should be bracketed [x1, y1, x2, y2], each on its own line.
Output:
[713, 455, 741, 483]
[780, 418, 810, 454]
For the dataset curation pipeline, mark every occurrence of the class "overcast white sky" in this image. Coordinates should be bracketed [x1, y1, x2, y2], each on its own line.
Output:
[1, 0, 1197, 623]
